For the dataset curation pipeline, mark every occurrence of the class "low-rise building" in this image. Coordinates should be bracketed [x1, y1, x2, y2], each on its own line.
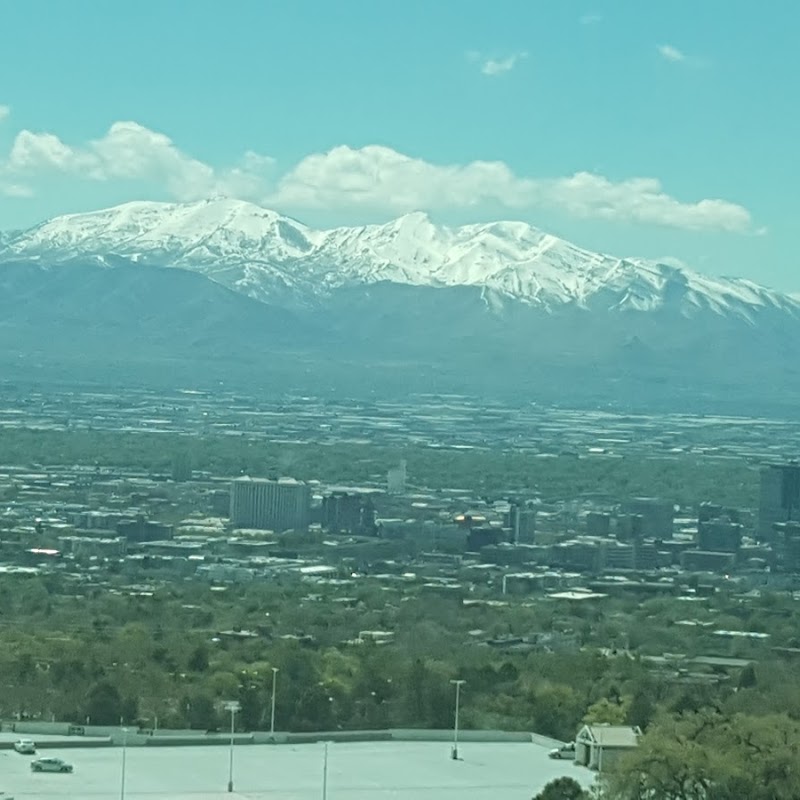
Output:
[575, 724, 641, 771]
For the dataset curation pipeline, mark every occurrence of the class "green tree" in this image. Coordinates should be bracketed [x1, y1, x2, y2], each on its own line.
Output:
[85, 681, 122, 725]
[238, 673, 266, 731]
[292, 683, 336, 732]
[736, 663, 757, 690]
[184, 693, 218, 730]
[120, 695, 139, 724]
[605, 710, 800, 800]
[533, 776, 588, 800]
[399, 659, 452, 728]
[626, 688, 656, 731]
[528, 683, 584, 741]
[187, 644, 210, 673]
[583, 697, 629, 726]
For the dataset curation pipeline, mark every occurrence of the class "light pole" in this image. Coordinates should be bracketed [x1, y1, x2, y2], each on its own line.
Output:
[322, 740, 330, 800]
[120, 726, 128, 800]
[270, 667, 279, 737]
[223, 700, 241, 793]
[450, 679, 466, 761]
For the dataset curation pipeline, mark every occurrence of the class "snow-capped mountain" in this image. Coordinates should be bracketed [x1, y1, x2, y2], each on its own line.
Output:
[2, 197, 796, 321]
[2, 198, 799, 410]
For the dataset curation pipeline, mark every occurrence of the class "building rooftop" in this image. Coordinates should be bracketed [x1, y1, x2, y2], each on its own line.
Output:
[578, 725, 641, 748]
[0, 740, 593, 799]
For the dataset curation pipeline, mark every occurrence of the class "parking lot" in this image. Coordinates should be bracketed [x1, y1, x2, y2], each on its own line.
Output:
[0, 740, 594, 799]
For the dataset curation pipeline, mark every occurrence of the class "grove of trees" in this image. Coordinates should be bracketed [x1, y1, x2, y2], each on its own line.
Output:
[606, 710, 800, 800]
[1, 571, 798, 748]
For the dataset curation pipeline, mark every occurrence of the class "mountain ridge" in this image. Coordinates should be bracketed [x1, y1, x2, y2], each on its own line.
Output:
[3, 197, 800, 412]
[2, 197, 796, 322]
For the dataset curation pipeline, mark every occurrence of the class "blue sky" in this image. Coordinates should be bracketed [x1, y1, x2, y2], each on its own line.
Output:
[0, 0, 798, 289]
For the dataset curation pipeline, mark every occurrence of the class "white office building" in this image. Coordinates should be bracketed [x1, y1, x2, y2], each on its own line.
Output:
[229, 476, 311, 532]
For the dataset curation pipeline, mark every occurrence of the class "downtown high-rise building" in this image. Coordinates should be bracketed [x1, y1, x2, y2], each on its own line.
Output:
[758, 463, 800, 542]
[229, 476, 311, 532]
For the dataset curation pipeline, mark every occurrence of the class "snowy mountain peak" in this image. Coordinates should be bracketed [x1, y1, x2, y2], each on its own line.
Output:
[5, 198, 320, 271]
[42, 197, 302, 240]
[393, 210, 433, 225]
[0, 198, 797, 322]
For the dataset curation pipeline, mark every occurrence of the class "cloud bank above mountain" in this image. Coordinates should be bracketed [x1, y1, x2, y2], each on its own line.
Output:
[0, 119, 755, 235]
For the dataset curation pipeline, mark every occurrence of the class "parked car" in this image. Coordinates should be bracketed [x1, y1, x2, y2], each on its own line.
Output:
[13, 739, 36, 754]
[548, 743, 576, 760]
[30, 757, 73, 773]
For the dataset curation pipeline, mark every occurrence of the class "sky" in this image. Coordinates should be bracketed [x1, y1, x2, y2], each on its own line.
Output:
[0, 0, 798, 290]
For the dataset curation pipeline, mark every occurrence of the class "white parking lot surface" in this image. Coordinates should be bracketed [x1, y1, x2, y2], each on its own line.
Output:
[0, 741, 594, 799]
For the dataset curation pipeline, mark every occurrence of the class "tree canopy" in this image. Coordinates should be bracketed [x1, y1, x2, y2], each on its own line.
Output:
[533, 776, 589, 800]
[605, 709, 800, 800]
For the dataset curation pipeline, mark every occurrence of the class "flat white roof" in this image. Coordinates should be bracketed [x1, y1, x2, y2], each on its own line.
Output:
[0, 741, 594, 799]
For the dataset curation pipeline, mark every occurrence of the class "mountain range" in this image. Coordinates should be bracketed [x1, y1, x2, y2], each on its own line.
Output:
[1, 198, 798, 412]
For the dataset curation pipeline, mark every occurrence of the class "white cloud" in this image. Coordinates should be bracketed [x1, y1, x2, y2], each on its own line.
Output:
[657, 45, 709, 69]
[273, 145, 755, 234]
[468, 50, 528, 77]
[272, 145, 533, 211]
[0, 105, 10, 123]
[482, 52, 528, 76]
[0, 120, 755, 234]
[579, 13, 602, 25]
[1, 183, 34, 198]
[8, 131, 91, 172]
[3, 122, 275, 201]
[658, 44, 687, 63]
[541, 172, 752, 233]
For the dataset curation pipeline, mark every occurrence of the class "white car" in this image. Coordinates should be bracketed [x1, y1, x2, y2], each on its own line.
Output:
[30, 757, 73, 773]
[13, 739, 36, 754]
[548, 743, 576, 760]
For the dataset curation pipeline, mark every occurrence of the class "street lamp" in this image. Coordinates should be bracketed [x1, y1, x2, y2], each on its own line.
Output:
[270, 667, 279, 737]
[449, 679, 466, 761]
[322, 740, 331, 800]
[223, 700, 241, 793]
[120, 726, 128, 800]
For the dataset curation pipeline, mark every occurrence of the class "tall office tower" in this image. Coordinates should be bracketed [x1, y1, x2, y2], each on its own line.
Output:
[774, 521, 800, 572]
[229, 476, 311, 531]
[625, 497, 675, 538]
[506, 503, 537, 544]
[697, 519, 743, 553]
[322, 492, 377, 535]
[758, 463, 800, 542]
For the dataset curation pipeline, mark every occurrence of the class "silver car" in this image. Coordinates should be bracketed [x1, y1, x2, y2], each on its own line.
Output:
[13, 739, 36, 754]
[31, 757, 73, 773]
[548, 743, 576, 760]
